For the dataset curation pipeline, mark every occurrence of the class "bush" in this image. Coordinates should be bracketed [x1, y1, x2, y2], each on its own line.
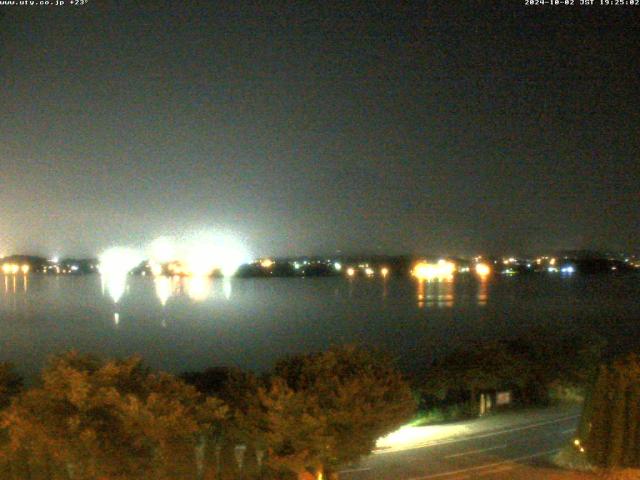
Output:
[552, 445, 594, 472]
[548, 381, 585, 404]
[410, 408, 445, 426]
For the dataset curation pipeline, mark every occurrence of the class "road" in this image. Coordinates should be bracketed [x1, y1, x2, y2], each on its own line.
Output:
[339, 405, 582, 480]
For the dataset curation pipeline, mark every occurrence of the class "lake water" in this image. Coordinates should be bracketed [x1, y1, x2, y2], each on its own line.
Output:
[1, 273, 639, 380]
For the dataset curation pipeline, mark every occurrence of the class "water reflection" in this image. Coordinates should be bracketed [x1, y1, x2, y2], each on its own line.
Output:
[154, 276, 172, 306]
[477, 279, 489, 306]
[415, 279, 455, 308]
[102, 273, 128, 304]
[222, 278, 232, 300]
[417, 280, 425, 308]
[185, 276, 212, 302]
[151, 275, 224, 305]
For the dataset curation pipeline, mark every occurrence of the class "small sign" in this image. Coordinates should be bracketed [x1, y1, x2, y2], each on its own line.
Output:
[496, 391, 512, 406]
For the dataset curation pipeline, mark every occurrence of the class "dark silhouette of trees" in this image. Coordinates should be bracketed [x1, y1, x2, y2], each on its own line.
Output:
[0, 364, 22, 410]
[417, 330, 605, 413]
[579, 353, 640, 469]
[182, 366, 265, 479]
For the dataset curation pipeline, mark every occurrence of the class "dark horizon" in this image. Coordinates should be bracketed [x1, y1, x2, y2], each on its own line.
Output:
[1, 247, 636, 263]
[1, 2, 638, 258]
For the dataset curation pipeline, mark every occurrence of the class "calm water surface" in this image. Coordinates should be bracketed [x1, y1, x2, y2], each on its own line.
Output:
[0, 273, 638, 379]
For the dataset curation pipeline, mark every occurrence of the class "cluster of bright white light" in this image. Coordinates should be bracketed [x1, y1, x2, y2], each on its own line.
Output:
[99, 247, 144, 303]
[99, 247, 143, 277]
[412, 260, 455, 281]
[98, 233, 248, 305]
[146, 233, 250, 278]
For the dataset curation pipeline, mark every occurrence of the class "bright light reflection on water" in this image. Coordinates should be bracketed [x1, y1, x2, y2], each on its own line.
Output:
[415, 278, 455, 308]
[102, 273, 128, 304]
[222, 278, 232, 300]
[1, 273, 639, 382]
[185, 276, 212, 302]
[154, 276, 172, 306]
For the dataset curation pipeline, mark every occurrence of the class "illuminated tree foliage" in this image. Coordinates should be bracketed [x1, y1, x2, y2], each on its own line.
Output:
[181, 366, 266, 479]
[0, 351, 227, 480]
[579, 353, 640, 468]
[0, 347, 415, 479]
[260, 345, 416, 479]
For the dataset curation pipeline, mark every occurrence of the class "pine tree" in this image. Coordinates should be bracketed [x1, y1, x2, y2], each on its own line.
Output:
[581, 353, 640, 468]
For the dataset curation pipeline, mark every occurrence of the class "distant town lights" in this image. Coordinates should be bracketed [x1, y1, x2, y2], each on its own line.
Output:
[412, 260, 455, 281]
[475, 263, 491, 277]
[260, 258, 274, 268]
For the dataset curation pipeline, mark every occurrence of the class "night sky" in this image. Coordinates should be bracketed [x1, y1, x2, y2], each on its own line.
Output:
[1, 1, 638, 258]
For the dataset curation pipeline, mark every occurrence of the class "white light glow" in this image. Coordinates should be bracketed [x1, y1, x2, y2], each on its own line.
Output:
[154, 276, 172, 306]
[222, 278, 232, 300]
[185, 276, 212, 302]
[149, 237, 176, 264]
[99, 247, 143, 303]
[182, 233, 250, 277]
[375, 423, 471, 454]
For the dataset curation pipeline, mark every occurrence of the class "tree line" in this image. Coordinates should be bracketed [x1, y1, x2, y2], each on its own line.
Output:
[0, 328, 634, 478]
[413, 329, 606, 421]
[0, 346, 415, 480]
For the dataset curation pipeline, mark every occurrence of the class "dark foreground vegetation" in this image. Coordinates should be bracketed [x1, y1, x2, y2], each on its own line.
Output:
[0, 346, 415, 480]
[412, 329, 606, 423]
[552, 352, 640, 477]
[578, 352, 640, 469]
[0, 328, 637, 479]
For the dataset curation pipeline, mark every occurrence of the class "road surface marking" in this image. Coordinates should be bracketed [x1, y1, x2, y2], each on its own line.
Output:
[407, 448, 561, 479]
[375, 414, 579, 454]
[339, 467, 371, 474]
[445, 444, 507, 459]
[475, 465, 515, 477]
[561, 428, 575, 434]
